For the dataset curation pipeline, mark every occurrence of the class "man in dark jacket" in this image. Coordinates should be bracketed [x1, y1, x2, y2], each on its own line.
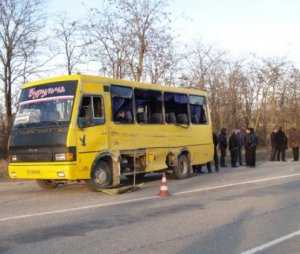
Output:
[275, 127, 287, 161]
[288, 128, 299, 161]
[229, 130, 239, 167]
[218, 128, 227, 167]
[213, 132, 219, 172]
[236, 129, 245, 166]
[245, 128, 258, 167]
[270, 128, 278, 161]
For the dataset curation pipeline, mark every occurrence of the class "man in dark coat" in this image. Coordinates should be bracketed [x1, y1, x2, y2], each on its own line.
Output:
[270, 128, 278, 161]
[275, 127, 287, 161]
[288, 128, 299, 161]
[245, 128, 258, 167]
[236, 129, 245, 166]
[218, 128, 227, 167]
[229, 130, 239, 167]
[213, 132, 219, 172]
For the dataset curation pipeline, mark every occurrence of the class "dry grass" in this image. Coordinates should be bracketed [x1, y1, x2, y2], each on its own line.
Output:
[0, 160, 8, 179]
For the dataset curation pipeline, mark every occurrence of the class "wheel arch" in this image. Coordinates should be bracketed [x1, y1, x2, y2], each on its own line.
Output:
[179, 148, 191, 162]
[91, 151, 113, 176]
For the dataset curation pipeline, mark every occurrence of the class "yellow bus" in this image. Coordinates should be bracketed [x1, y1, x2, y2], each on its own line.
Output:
[8, 75, 213, 191]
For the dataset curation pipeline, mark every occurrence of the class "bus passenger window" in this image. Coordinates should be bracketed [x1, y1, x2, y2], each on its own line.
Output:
[93, 97, 103, 118]
[78, 96, 104, 127]
[189, 95, 208, 124]
[92, 96, 104, 124]
[111, 85, 134, 124]
[135, 89, 163, 124]
[164, 93, 189, 124]
[79, 96, 92, 119]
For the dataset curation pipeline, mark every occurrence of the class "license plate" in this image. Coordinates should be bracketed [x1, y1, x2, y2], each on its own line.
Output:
[27, 170, 41, 175]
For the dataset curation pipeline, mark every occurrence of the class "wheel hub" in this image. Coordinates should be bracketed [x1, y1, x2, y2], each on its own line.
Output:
[95, 169, 107, 185]
[181, 160, 188, 175]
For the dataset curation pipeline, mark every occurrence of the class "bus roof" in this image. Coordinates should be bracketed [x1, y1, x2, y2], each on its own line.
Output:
[22, 74, 207, 96]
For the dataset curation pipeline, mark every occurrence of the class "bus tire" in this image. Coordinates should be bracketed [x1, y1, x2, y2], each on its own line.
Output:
[87, 160, 112, 191]
[173, 155, 190, 179]
[36, 180, 59, 190]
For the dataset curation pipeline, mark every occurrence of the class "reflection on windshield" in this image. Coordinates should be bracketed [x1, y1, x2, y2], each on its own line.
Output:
[14, 97, 74, 128]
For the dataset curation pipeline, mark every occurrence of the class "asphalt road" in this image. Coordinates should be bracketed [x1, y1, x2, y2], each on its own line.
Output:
[0, 161, 299, 254]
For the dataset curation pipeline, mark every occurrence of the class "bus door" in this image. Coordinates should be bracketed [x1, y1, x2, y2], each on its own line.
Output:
[76, 85, 108, 178]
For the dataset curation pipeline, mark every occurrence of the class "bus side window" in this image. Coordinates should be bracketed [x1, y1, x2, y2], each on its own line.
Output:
[79, 96, 92, 120]
[189, 95, 208, 125]
[111, 85, 134, 124]
[92, 96, 105, 125]
[78, 96, 104, 127]
[135, 89, 163, 124]
[164, 92, 189, 124]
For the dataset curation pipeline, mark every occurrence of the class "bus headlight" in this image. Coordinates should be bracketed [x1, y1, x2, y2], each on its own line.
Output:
[10, 172, 17, 178]
[57, 171, 65, 177]
[10, 155, 18, 162]
[54, 152, 75, 162]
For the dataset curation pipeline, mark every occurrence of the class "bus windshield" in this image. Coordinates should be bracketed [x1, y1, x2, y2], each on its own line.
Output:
[13, 81, 77, 128]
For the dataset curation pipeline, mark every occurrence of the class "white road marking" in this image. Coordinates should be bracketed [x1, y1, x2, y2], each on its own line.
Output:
[241, 230, 300, 254]
[0, 173, 300, 223]
[174, 173, 300, 196]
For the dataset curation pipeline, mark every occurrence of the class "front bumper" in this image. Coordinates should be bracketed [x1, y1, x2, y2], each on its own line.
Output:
[8, 162, 79, 180]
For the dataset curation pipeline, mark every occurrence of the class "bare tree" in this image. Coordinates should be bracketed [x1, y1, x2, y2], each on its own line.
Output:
[144, 30, 177, 84]
[118, 0, 171, 81]
[181, 41, 229, 130]
[86, 0, 172, 81]
[86, 6, 131, 79]
[0, 0, 45, 155]
[52, 15, 86, 75]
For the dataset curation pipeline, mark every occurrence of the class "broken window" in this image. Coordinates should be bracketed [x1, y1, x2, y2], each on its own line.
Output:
[189, 95, 207, 124]
[164, 92, 189, 124]
[135, 89, 163, 124]
[111, 85, 134, 124]
[78, 95, 105, 126]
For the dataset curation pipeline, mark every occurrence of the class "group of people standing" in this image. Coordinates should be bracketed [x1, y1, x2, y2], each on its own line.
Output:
[196, 126, 300, 175]
[196, 127, 258, 174]
[270, 127, 300, 162]
[219, 127, 258, 168]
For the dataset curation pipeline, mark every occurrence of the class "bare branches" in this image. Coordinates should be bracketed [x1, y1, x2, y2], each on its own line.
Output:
[86, 0, 173, 81]
[1, 0, 300, 150]
[0, 0, 45, 155]
[180, 41, 300, 144]
[52, 15, 87, 75]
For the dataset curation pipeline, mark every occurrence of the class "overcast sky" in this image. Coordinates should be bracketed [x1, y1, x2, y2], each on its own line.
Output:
[47, 0, 300, 66]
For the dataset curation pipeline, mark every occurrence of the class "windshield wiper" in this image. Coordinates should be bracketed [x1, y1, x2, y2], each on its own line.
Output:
[13, 123, 28, 129]
[39, 121, 69, 127]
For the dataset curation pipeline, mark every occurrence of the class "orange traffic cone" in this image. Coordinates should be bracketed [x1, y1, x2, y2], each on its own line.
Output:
[158, 173, 170, 197]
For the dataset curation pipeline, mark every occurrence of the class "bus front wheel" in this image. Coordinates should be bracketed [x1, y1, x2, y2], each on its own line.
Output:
[36, 180, 59, 190]
[173, 155, 190, 179]
[87, 161, 112, 191]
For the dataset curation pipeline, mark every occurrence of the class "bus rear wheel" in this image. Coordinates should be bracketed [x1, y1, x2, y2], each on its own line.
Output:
[36, 180, 59, 190]
[173, 155, 190, 179]
[87, 161, 112, 191]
